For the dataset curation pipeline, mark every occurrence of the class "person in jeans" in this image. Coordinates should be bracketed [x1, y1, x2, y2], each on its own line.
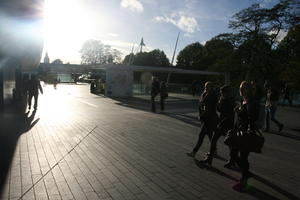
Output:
[264, 87, 284, 132]
[186, 82, 218, 158]
[231, 81, 260, 191]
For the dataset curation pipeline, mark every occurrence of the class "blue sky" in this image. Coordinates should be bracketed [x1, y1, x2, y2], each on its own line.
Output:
[42, 0, 279, 64]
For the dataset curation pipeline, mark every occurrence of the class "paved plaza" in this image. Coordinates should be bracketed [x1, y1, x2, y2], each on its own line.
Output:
[0, 84, 299, 200]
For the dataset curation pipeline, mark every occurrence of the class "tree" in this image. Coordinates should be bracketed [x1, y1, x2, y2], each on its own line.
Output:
[122, 49, 170, 67]
[176, 42, 206, 70]
[80, 39, 122, 64]
[278, 25, 300, 89]
[228, 0, 300, 81]
[51, 59, 63, 64]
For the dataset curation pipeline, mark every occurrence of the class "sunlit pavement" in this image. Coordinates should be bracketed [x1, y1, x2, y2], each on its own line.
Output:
[1, 83, 300, 200]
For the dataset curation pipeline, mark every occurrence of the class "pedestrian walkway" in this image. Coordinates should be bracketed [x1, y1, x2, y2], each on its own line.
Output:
[0, 84, 299, 200]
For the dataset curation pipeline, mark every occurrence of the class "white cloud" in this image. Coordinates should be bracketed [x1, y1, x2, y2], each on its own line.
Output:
[177, 16, 198, 33]
[120, 0, 144, 13]
[154, 13, 198, 33]
[107, 33, 119, 37]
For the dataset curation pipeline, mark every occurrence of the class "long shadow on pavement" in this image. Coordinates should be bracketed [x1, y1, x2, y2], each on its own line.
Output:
[251, 174, 300, 200]
[265, 130, 300, 141]
[195, 159, 300, 200]
[0, 108, 39, 197]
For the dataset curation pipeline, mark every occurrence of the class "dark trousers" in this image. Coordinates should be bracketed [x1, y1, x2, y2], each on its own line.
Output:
[265, 105, 282, 129]
[208, 122, 233, 158]
[192, 122, 215, 154]
[231, 148, 250, 180]
[28, 92, 39, 109]
[160, 98, 165, 111]
[208, 129, 222, 156]
[151, 96, 156, 112]
[283, 97, 292, 105]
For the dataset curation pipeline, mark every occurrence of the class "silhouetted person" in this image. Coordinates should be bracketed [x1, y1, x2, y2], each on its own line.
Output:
[53, 77, 58, 89]
[251, 81, 263, 103]
[202, 85, 235, 165]
[251, 81, 265, 129]
[191, 80, 197, 97]
[186, 82, 218, 158]
[90, 81, 96, 93]
[231, 81, 260, 191]
[264, 87, 284, 132]
[282, 83, 292, 106]
[151, 77, 160, 113]
[27, 75, 43, 110]
[159, 81, 168, 112]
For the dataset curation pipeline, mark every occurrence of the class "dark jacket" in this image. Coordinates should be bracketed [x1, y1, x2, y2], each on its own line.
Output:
[160, 82, 168, 99]
[151, 80, 160, 97]
[28, 78, 43, 95]
[199, 90, 218, 123]
[217, 97, 235, 133]
[237, 101, 260, 131]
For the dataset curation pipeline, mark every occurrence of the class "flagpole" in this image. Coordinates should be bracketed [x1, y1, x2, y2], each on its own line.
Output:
[171, 32, 180, 66]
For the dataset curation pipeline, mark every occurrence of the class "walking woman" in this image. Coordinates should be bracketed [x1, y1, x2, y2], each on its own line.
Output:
[232, 81, 260, 191]
[186, 82, 218, 158]
[202, 85, 235, 165]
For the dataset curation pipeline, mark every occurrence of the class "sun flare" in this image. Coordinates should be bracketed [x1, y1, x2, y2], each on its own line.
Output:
[43, 0, 93, 61]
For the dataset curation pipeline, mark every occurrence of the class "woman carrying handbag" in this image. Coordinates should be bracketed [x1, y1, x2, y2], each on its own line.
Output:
[230, 81, 262, 191]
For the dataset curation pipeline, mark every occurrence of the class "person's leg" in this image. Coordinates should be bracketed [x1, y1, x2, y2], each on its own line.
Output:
[33, 94, 39, 110]
[232, 151, 251, 191]
[193, 125, 208, 154]
[28, 93, 33, 109]
[264, 106, 270, 131]
[224, 147, 238, 168]
[187, 123, 208, 157]
[288, 97, 293, 105]
[270, 106, 283, 131]
[239, 151, 251, 183]
[203, 129, 221, 164]
[160, 98, 164, 111]
[151, 96, 156, 112]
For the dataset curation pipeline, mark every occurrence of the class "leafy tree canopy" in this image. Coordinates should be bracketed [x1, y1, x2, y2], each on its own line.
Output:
[176, 42, 206, 70]
[80, 39, 122, 65]
[123, 49, 170, 67]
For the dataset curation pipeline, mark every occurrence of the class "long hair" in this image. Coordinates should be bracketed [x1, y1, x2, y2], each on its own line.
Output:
[240, 81, 254, 102]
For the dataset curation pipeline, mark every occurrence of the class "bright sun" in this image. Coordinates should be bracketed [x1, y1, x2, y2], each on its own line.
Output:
[43, 0, 93, 62]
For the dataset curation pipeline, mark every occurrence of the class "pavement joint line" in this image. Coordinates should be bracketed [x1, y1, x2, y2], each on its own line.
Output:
[17, 125, 98, 200]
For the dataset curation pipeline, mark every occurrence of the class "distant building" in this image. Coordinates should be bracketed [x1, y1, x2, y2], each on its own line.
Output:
[44, 52, 50, 64]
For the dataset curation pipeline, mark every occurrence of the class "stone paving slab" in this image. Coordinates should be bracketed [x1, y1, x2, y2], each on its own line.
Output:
[0, 84, 299, 200]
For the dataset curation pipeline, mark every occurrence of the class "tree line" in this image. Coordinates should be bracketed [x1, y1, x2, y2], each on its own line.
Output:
[79, 0, 299, 89]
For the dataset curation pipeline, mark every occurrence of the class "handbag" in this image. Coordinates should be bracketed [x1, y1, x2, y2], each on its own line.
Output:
[224, 128, 265, 153]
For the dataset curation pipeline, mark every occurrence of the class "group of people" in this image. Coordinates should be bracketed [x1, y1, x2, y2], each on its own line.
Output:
[150, 77, 168, 113]
[182, 80, 285, 191]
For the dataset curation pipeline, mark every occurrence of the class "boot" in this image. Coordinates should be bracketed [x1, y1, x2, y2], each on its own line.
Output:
[224, 160, 236, 169]
[202, 154, 213, 165]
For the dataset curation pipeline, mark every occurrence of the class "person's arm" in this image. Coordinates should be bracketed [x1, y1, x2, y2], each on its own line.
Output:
[38, 81, 43, 94]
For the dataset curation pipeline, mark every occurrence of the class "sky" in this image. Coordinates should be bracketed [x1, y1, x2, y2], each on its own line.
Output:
[42, 0, 280, 64]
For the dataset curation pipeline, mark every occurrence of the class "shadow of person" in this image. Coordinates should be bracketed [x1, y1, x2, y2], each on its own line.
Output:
[239, 186, 282, 200]
[0, 110, 39, 196]
[194, 159, 239, 182]
[251, 174, 300, 200]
